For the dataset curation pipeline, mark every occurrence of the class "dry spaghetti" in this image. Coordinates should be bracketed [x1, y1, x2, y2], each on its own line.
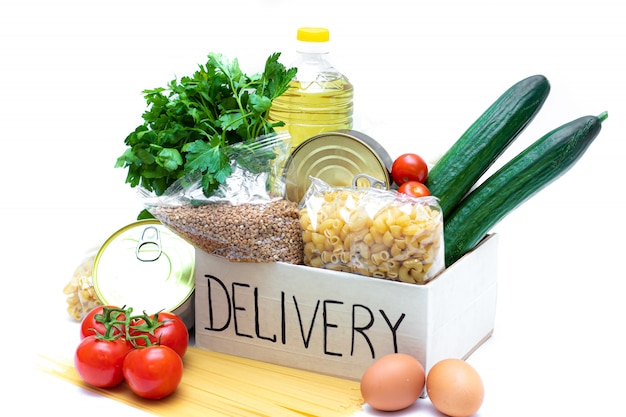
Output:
[38, 347, 364, 416]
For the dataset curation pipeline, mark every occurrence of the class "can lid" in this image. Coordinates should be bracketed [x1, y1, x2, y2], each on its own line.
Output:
[283, 130, 392, 204]
[92, 220, 195, 316]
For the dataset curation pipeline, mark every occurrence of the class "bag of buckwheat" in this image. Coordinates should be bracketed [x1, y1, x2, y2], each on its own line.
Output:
[140, 132, 304, 264]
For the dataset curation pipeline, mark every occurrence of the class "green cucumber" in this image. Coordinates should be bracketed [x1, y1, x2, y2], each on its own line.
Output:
[444, 111, 608, 267]
[426, 74, 551, 218]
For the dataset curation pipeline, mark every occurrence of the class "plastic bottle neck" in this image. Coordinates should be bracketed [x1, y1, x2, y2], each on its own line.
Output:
[293, 40, 337, 79]
[294, 50, 331, 66]
[295, 39, 330, 55]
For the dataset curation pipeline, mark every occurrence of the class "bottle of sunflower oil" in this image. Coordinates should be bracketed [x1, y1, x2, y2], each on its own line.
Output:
[269, 27, 354, 150]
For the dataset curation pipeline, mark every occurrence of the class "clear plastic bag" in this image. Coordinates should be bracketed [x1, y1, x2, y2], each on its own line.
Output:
[140, 132, 305, 264]
[299, 177, 445, 284]
[63, 247, 102, 321]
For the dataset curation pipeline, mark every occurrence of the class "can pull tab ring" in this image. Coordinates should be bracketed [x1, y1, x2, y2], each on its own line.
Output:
[136, 225, 162, 262]
[352, 173, 386, 190]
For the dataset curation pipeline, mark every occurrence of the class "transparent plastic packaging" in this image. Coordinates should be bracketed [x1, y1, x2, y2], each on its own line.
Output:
[140, 133, 305, 264]
[63, 247, 102, 321]
[268, 27, 354, 148]
[299, 178, 445, 284]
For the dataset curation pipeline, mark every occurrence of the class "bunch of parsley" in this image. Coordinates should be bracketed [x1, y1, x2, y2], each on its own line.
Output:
[115, 52, 296, 198]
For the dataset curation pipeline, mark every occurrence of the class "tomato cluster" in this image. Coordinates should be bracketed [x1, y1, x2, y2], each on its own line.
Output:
[75, 305, 187, 399]
[391, 153, 431, 198]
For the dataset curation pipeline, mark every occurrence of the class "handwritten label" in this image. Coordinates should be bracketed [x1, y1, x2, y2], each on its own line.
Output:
[198, 274, 408, 359]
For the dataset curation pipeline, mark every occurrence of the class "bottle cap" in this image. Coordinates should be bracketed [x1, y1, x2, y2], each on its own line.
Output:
[297, 27, 330, 43]
[296, 27, 330, 53]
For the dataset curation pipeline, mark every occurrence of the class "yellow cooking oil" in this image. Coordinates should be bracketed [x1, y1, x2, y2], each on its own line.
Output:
[270, 78, 353, 148]
[269, 27, 354, 149]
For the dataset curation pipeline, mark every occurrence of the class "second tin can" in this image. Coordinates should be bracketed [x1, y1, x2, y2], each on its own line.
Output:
[283, 130, 393, 203]
[92, 219, 196, 330]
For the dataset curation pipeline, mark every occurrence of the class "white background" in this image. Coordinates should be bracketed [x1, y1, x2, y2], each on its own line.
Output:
[1, 0, 625, 416]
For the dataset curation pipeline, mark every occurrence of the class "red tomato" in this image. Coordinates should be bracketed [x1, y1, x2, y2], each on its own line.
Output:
[391, 153, 429, 186]
[80, 305, 126, 340]
[398, 181, 430, 198]
[129, 311, 188, 357]
[123, 345, 184, 399]
[74, 335, 132, 388]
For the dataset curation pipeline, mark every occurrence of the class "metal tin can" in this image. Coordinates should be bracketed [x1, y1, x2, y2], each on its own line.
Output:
[283, 130, 393, 203]
[92, 219, 196, 330]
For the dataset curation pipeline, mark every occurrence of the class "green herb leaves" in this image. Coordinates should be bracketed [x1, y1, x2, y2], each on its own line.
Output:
[115, 52, 296, 197]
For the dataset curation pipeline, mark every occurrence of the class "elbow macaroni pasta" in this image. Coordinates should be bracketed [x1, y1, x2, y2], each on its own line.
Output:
[299, 179, 445, 284]
[63, 249, 102, 321]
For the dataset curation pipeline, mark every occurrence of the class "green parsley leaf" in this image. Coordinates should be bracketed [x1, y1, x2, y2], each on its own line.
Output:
[116, 52, 296, 196]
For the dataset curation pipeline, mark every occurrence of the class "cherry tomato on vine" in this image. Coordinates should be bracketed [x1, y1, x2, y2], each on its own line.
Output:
[398, 181, 431, 198]
[123, 345, 184, 399]
[74, 335, 132, 388]
[391, 153, 429, 186]
[129, 311, 189, 357]
[80, 305, 126, 340]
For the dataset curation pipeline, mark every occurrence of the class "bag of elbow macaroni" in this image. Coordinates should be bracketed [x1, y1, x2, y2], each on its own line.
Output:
[298, 177, 445, 284]
[63, 246, 102, 321]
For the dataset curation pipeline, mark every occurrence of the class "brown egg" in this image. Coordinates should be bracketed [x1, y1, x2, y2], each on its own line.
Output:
[360, 353, 425, 411]
[426, 358, 484, 417]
